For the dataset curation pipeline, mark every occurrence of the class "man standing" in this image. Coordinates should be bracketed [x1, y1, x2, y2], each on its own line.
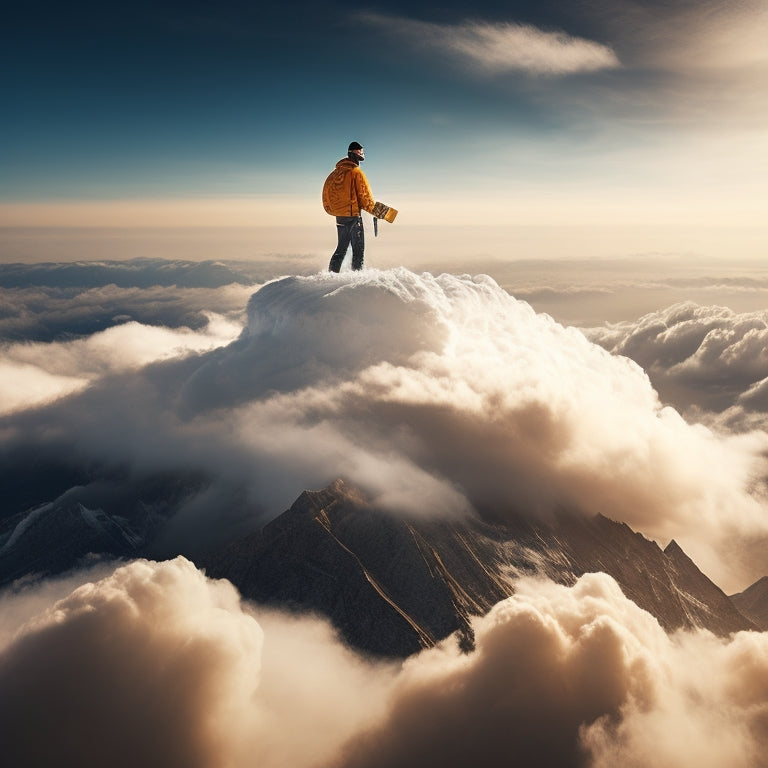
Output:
[322, 141, 395, 272]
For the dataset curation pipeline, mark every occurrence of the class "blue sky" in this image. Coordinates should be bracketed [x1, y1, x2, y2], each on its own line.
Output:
[3, 1, 601, 194]
[2, 0, 767, 240]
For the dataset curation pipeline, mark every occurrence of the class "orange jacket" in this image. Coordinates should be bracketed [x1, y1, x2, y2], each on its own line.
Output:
[322, 158, 376, 217]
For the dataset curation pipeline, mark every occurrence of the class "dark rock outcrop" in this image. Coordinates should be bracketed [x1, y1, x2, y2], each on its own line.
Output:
[731, 576, 768, 630]
[206, 479, 756, 658]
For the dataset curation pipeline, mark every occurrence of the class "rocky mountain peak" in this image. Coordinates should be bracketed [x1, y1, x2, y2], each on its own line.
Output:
[205, 480, 756, 658]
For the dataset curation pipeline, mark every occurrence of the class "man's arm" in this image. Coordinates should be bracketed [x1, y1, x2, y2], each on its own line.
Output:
[353, 168, 377, 215]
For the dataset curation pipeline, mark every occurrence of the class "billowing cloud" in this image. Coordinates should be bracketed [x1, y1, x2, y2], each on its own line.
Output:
[356, 12, 620, 76]
[585, 302, 768, 417]
[0, 312, 243, 415]
[0, 557, 393, 768]
[0, 559, 119, 650]
[0, 557, 264, 767]
[3, 269, 768, 591]
[4, 562, 768, 768]
[183, 270, 768, 589]
[336, 572, 768, 768]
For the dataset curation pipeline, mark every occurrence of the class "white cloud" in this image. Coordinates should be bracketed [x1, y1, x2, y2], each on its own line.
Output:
[4, 562, 768, 768]
[585, 302, 768, 417]
[0, 273, 257, 344]
[210, 271, 768, 590]
[0, 311, 243, 415]
[0, 557, 263, 767]
[0, 557, 393, 768]
[0, 361, 89, 415]
[0, 560, 119, 650]
[337, 572, 768, 768]
[357, 13, 620, 76]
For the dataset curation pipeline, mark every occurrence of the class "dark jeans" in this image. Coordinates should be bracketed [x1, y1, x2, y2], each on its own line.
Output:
[329, 216, 364, 272]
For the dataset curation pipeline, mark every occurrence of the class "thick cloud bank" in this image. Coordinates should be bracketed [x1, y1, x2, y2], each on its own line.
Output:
[0, 558, 264, 768]
[0, 258, 265, 292]
[3, 562, 768, 768]
[183, 270, 767, 588]
[3, 269, 768, 589]
[0, 281, 252, 343]
[586, 302, 768, 419]
[0, 258, 263, 343]
[0, 311, 242, 415]
[0, 261, 253, 414]
[2, 310, 244, 414]
[0, 558, 391, 768]
[337, 572, 768, 768]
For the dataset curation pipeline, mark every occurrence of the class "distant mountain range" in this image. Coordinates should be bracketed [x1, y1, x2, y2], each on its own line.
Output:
[1, 477, 760, 656]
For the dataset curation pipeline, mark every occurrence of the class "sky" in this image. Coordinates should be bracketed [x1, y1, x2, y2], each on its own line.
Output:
[2, 0, 767, 259]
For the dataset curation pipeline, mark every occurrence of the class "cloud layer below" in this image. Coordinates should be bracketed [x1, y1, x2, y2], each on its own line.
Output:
[585, 302, 768, 428]
[3, 560, 768, 768]
[0, 312, 243, 415]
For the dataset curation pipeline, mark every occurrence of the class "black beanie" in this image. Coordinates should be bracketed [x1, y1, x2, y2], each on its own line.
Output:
[348, 141, 363, 152]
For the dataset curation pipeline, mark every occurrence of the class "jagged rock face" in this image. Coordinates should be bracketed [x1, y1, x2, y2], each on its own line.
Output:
[206, 481, 512, 657]
[206, 480, 755, 658]
[2, 474, 753, 657]
[0, 471, 207, 587]
[554, 518, 754, 638]
[0, 500, 142, 584]
[731, 576, 768, 630]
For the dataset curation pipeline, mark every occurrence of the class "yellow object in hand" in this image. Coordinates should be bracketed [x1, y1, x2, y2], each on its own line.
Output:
[372, 201, 398, 223]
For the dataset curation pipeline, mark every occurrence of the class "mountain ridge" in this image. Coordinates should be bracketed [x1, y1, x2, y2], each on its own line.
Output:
[1, 473, 758, 658]
[731, 575, 768, 630]
[205, 479, 756, 658]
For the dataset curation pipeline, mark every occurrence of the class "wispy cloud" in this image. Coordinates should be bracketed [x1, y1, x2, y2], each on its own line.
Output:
[356, 12, 620, 76]
[614, 0, 768, 75]
[582, 0, 768, 127]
